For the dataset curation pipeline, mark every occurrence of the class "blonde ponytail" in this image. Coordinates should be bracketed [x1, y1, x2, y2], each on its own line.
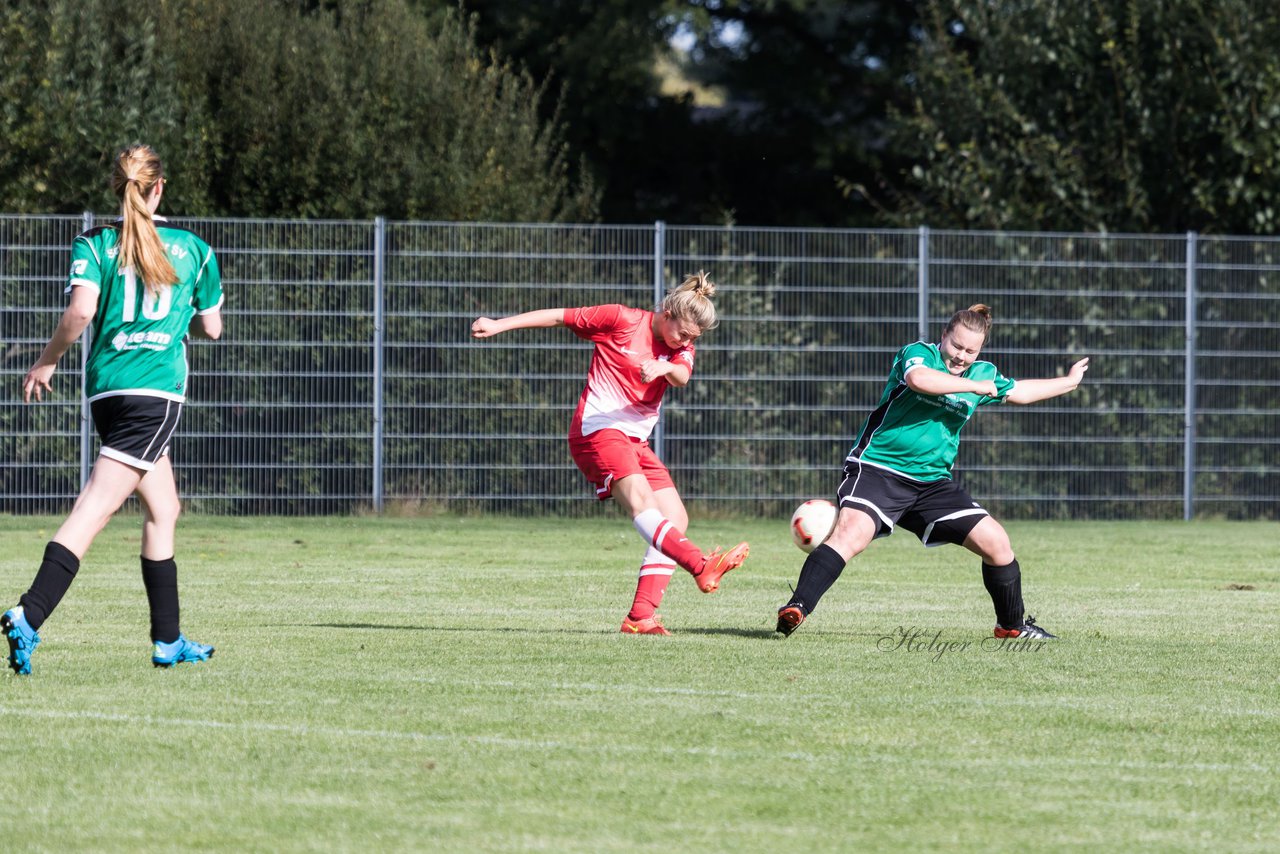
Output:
[110, 144, 177, 295]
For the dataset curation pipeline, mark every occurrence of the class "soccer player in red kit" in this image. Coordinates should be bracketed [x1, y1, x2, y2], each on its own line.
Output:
[471, 271, 749, 635]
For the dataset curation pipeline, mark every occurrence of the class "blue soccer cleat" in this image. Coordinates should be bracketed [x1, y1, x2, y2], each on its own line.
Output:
[152, 634, 215, 668]
[3, 607, 41, 676]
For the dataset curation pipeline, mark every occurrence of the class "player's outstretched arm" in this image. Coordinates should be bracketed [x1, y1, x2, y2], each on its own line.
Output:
[1006, 357, 1090, 405]
[471, 308, 566, 339]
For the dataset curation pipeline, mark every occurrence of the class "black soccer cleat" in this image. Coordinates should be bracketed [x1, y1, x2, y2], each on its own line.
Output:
[993, 615, 1057, 640]
[776, 604, 807, 637]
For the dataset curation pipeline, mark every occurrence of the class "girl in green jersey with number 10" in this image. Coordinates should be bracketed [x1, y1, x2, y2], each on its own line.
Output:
[3, 144, 224, 675]
[776, 304, 1089, 640]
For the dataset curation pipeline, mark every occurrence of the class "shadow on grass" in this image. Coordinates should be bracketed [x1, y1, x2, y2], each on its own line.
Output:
[304, 622, 868, 640]
[303, 622, 610, 636]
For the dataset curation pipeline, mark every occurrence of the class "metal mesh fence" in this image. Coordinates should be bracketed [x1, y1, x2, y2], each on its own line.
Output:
[172, 218, 378, 514]
[0, 214, 90, 512]
[925, 230, 1191, 518]
[1194, 235, 1280, 516]
[1, 217, 1276, 519]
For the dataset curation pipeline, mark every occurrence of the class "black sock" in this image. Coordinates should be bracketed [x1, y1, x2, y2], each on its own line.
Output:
[141, 556, 181, 643]
[788, 544, 847, 615]
[983, 559, 1024, 628]
[18, 541, 81, 630]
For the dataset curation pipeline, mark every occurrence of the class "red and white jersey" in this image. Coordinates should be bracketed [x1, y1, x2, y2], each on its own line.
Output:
[564, 304, 696, 440]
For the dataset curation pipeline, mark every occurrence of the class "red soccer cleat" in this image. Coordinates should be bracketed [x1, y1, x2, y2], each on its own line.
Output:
[694, 542, 750, 593]
[993, 616, 1058, 639]
[776, 605, 807, 637]
[620, 615, 671, 636]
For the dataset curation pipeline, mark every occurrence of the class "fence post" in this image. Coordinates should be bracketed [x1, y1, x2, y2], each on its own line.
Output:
[372, 217, 386, 512]
[79, 211, 94, 489]
[652, 220, 666, 460]
[917, 225, 930, 341]
[1183, 231, 1198, 521]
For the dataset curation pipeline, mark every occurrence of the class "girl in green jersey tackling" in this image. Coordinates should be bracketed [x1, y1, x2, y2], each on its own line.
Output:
[777, 304, 1089, 640]
[3, 144, 224, 675]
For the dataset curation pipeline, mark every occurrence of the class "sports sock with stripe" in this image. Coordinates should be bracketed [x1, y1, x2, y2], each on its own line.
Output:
[631, 508, 705, 574]
[627, 547, 675, 620]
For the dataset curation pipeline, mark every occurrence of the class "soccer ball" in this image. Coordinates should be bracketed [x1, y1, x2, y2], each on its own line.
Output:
[790, 499, 837, 553]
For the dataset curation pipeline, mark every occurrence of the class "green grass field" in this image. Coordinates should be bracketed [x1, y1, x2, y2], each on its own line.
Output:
[0, 513, 1276, 852]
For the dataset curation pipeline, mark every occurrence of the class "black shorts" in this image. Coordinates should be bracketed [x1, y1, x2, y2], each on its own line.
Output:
[836, 458, 989, 547]
[90, 394, 183, 471]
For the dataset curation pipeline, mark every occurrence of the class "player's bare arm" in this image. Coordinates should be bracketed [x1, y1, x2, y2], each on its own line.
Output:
[640, 358, 690, 386]
[1005, 357, 1090, 405]
[905, 366, 998, 398]
[471, 308, 566, 338]
[189, 309, 223, 341]
[22, 286, 98, 403]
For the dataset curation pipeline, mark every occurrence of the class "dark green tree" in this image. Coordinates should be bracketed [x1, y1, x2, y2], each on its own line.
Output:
[437, 0, 921, 226]
[669, 0, 921, 226]
[0, 0, 189, 213]
[425, 0, 692, 223]
[0, 0, 598, 221]
[888, 0, 1280, 234]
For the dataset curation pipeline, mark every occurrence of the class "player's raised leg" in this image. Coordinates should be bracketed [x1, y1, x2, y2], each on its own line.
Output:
[616, 475, 748, 593]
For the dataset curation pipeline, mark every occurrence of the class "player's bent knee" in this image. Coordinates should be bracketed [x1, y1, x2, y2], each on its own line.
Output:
[985, 548, 1016, 566]
[143, 498, 182, 530]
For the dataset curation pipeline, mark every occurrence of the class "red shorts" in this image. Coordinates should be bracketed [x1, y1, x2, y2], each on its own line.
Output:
[568, 429, 675, 500]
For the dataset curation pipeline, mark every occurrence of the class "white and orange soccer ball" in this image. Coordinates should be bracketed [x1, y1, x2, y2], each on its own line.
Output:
[790, 499, 837, 553]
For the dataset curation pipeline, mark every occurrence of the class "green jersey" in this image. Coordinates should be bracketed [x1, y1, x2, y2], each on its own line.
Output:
[846, 341, 1015, 481]
[66, 218, 223, 401]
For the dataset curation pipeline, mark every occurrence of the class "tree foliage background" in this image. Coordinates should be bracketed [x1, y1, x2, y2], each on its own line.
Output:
[5, 0, 1280, 231]
[889, 0, 1280, 234]
[0, 0, 597, 221]
[435, 0, 919, 226]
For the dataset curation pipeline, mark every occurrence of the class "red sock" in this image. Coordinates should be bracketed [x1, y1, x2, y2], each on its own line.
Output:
[632, 508, 705, 574]
[627, 558, 676, 620]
